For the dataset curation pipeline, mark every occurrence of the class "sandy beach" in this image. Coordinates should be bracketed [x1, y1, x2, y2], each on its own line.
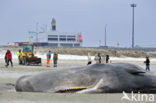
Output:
[0, 57, 156, 103]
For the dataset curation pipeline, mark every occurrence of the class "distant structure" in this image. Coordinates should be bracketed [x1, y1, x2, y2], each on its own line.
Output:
[130, 3, 137, 48]
[104, 24, 107, 47]
[51, 18, 56, 31]
[16, 18, 83, 47]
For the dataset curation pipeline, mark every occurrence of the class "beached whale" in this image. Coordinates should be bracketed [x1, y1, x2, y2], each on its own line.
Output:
[15, 63, 156, 93]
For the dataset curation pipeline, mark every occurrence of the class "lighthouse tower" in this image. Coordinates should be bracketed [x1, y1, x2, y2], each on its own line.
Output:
[51, 18, 56, 31]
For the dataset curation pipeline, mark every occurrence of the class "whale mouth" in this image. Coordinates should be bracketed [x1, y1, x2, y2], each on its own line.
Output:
[55, 87, 88, 93]
[55, 79, 103, 93]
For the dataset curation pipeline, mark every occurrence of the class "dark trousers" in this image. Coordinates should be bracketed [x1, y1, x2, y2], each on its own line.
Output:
[54, 60, 57, 67]
[106, 60, 109, 63]
[87, 61, 92, 65]
[18, 56, 21, 64]
[146, 65, 150, 71]
[98, 59, 101, 63]
[6, 59, 13, 66]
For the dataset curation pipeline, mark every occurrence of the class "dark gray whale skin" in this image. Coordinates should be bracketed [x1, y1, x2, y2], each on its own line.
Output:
[15, 63, 156, 93]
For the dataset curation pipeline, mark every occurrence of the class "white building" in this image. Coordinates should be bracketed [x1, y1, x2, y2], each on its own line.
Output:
[37, 31, 82, 47]
[30, 18, 83, 47]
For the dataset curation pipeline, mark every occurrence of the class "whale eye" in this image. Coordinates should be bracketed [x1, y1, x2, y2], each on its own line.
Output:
[130, 72, 145, 76]
[126, 66, 146, 76]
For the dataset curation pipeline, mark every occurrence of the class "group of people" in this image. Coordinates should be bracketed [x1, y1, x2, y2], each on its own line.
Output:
[3, 49, 151, 71]
[87, 53, 110, 65]
[88, 52, 151, 71]
[46, 50, 58, 67]
[4, 49, 23, 67]
[4, 49, 59, 68]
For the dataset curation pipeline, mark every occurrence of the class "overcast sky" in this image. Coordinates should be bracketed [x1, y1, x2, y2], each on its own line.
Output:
[0, 0, 156, 47]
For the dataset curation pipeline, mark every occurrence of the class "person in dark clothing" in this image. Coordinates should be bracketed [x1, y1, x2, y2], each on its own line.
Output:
[97, 53, 102, 63]
[106, 55, 110, 63]
[5, 50, 13, 67]
[144, 56, 150, 71]
[53, 52, 58, 67]
[87, 53, 92, 65]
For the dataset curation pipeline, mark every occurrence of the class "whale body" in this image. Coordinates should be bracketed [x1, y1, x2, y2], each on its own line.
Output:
[15, 63, 156, 93]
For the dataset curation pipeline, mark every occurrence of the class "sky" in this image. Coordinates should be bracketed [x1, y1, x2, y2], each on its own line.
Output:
[0, 0, 156, 47]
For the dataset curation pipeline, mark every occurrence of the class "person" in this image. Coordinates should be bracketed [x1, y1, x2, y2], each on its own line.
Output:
[46, 50, 51, 67]
[94, 53, 102, 63]
[53, 52, 58, 67]
[87, 53, 92, 65]
[17, 49, 22, 64]
[5, 50, 13, 67]
[97, 53, 102, 63]
[144, 56, 150, 71]
[106, 55, 110, 63]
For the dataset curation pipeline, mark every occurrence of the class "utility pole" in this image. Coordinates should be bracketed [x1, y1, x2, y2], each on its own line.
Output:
[99, 40, 101, 47]
[28, 22, 44, 44]
[105, 24, 107, 47]
[131, 3, 137, 48]
[36, 22, 39, 43]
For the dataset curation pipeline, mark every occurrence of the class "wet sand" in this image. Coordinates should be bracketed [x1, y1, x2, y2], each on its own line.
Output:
[0, 58, 156, 103]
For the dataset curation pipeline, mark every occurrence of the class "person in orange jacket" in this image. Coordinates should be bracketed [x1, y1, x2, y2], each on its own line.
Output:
[46, 50, 51, 67]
